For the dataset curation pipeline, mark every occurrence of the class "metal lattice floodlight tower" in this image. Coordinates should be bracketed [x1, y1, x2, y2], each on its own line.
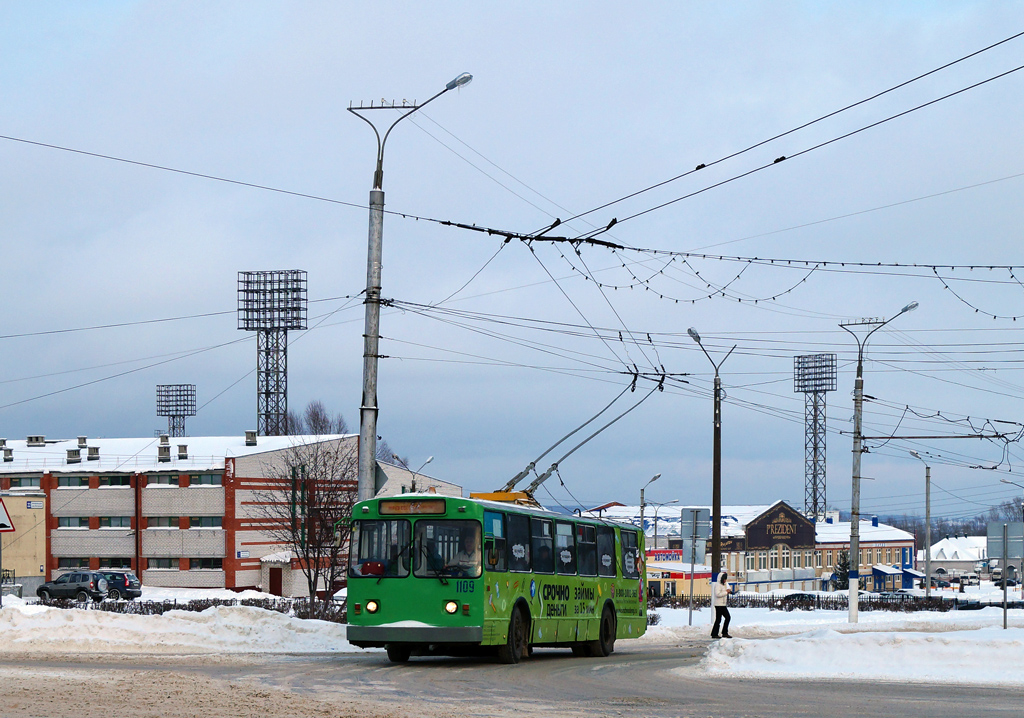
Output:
[156, 384, 197, 437]
[237, 270, 308, 436]
[793, 354, 837, 521]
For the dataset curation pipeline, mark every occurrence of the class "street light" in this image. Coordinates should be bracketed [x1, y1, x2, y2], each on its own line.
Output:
[392, 454, 434, 493]
[639, 473, 661, 543]
[1000, 479, 1024, 523]
[910, 450, 931, 600]
[840, 301, 917, 623]
[650, 499, 680, 550]
[351, 73, 473, 502]
[688, 327, 736, 582]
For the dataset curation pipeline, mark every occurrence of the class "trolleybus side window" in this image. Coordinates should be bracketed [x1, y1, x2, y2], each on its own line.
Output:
[577, 524, 598, 576]
[349, 519, 411, 578]
[507, 513, 531, 572]
[596, 525, 616, 577]
[413, 520, 482, 578]
[621, 529, 640, 580]
[555, 520, 577, 575]
[483, 510, 507, 572]
[531, 517, 555, 574]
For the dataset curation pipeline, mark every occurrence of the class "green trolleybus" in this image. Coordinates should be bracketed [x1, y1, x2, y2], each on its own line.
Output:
[344, 493, 647, 663]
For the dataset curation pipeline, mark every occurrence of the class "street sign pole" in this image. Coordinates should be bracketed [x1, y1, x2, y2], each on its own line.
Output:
[688, 510, 697, 626]
[0, 497, 16, 609]
[1004, 524, 1009, 630]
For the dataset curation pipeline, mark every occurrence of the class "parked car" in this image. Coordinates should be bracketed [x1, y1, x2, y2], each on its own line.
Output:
[98, 571, 142, 600]
[995, 577, 1019, 588]
[36, 571, 108, 602]
[773, 592, 817, 610]
[931, 579, 950, 588]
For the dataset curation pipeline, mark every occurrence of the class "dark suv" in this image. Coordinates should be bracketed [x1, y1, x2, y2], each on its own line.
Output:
[36, 571, 108, 602]
[98, 571, 142, 600]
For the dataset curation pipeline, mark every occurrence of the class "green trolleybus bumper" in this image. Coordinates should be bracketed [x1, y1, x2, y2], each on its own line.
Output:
[348, 624, 484, 647]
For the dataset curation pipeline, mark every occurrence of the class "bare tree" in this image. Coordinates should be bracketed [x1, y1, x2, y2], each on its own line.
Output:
[288, 400, 349, 435]
[251, 434, 357, 616]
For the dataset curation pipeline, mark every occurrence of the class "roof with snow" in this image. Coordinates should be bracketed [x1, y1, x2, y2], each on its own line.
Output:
[0, 434, 355, 474]
[593, 503, 777, 538]
[814, 520, 914, 544]
[928, 535, 987, 561]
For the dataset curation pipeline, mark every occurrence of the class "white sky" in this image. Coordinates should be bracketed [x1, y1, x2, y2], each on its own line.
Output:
[2, 3, 1023, 517]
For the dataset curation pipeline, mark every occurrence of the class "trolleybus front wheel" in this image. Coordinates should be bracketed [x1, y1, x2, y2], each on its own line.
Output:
[497, 606, 529, 664]
[386, 644, 411, 663]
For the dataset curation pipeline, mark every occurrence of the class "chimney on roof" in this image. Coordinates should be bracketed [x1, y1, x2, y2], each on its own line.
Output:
[77, 436, 87, 448]
[826, 516, 833, 524]
[87, 446, 100, 461]
[66, 448, 81, 464]
[159, 434, 170, 446]
[245, 430, 257, 447]
[872, 515, 878, 527]
[158, 445, 171, 463]
[178, 444, 188, 460]
[27, 435, 45, 447]
[3, 448, 12, 462]
[0, 438, 6, 449]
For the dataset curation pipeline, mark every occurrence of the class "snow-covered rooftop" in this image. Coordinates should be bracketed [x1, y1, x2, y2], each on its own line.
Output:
[0, 434, 355, 474]
[814, 520, 914, 544]
[928, 535, 987, 561]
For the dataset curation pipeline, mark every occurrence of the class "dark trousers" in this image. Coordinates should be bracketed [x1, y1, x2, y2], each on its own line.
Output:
[711, 606, 731, 637]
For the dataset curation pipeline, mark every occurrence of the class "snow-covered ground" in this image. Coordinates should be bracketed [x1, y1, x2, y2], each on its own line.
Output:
[4, 583, 1024, 685]
[0, 590, 362, 655]
[644, 591, 1024, 686]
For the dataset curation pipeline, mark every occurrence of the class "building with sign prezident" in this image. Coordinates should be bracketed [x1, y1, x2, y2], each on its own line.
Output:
[602, 500, 917, 593]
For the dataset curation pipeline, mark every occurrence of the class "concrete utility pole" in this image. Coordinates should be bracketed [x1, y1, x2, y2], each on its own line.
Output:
[839, 301, 917, 623]
[910, 451, 931, 600]
[688, 328, 735, 582]
[350, 74, 472, 502]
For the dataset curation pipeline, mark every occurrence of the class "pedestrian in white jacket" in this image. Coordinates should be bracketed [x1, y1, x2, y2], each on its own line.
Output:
[711, 572, 735, 639]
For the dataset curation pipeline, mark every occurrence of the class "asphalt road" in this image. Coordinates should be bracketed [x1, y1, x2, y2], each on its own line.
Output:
[4, 640, 1023, 718]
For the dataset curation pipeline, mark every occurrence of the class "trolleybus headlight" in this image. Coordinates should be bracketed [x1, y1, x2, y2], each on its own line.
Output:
[444, 600, 459, 614]
[366, 600, 380, 614]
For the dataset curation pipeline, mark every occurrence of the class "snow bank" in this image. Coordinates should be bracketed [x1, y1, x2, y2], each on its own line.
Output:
[0, 602, 361, 655]
[700, 626, 1024, 685]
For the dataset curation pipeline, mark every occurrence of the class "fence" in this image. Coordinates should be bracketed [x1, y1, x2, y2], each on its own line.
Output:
[35, 596, 348, 623]
[648, 593, 994, 613]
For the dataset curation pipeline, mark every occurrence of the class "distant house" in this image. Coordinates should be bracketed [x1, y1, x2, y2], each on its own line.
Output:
[923, 535, 988, 576]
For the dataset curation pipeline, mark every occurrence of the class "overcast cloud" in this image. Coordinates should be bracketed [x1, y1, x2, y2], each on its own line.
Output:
[1, 3, 1023, 519]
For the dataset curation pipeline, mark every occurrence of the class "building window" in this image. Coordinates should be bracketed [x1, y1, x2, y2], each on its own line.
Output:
[780, 546, 791, 569]
[99, 475, 131, 487]
[57, 557, 90, 568]
[769, 548, 779, 570]
[148, 558, 176, 569]
[814, 550, 822, 568]
[826, 550, 833, 567]
[746, 553, 755, 571]
[99, 516, 131, 528]
[886, 547, 892, 564]
[149, 475, 179, 486]
[792, 549, 802, 568]
[190, 558, 222, 570]
[148, 517, 179, 528]
[876, 548, 883, 564]
[190, 516, 222, 529]
[58, 517, 89, 528]
[758, 551, 767, 570]
[100, 557, 132, 568]
[192, 474, 222, 486]
[57, 476, 87, 487]
[9, 476, 41, 488]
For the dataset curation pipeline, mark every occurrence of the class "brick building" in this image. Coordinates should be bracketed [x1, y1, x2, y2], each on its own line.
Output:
[0, 432, 453, 593]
